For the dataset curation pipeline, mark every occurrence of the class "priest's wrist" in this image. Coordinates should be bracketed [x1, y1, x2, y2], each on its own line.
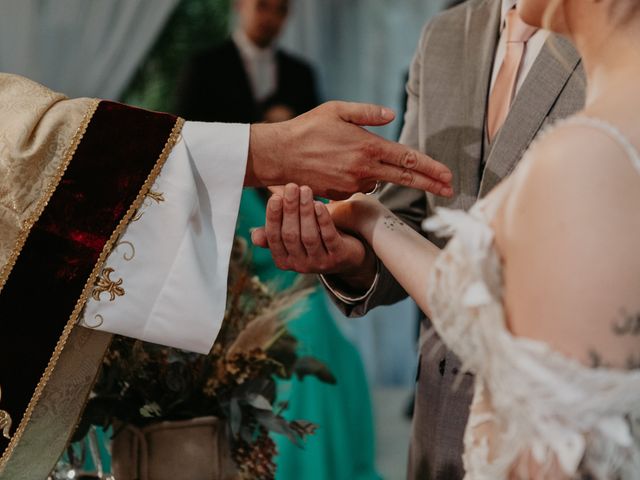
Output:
[245, 123, 286, 187]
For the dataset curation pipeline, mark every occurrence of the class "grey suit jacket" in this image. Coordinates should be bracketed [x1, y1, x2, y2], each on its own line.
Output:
[326, 0, 586, 478]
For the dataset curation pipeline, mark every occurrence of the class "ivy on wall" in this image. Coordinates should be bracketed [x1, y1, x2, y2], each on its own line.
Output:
[123, 0, 232, 112]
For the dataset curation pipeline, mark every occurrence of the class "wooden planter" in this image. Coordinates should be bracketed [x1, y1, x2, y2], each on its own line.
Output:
[111, 417, 238, 480]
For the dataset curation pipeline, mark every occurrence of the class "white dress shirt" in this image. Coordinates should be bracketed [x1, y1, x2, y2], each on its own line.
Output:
[81, 122, 249, 354]
[489, 0, 549, 95]
[233, 29, 278, 102]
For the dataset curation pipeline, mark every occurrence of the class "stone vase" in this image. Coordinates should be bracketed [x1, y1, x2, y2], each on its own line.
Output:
[111, 416, 238, 480]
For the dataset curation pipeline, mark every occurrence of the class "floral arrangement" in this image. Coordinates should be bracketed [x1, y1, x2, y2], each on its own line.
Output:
[74, 238, 336, 479]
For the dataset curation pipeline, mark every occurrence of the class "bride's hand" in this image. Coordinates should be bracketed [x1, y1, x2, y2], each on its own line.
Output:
[322, 192, 383, 243]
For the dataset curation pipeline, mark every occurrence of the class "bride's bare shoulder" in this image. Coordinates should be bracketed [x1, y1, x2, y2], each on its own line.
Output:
[497, 116, 640, 246]
[496, 119, 640, 366]
[504, 118, 640, 210]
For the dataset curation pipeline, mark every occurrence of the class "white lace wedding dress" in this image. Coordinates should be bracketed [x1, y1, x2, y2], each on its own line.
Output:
[423, 117, 640, 479]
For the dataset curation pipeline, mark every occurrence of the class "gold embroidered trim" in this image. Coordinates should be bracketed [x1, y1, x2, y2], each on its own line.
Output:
[92, 267, 125, 302]
[0, 116, 185, 472]
[0, 387, 12, 440]
[82, 314, 104, 329]
[0, 99, 101, 294]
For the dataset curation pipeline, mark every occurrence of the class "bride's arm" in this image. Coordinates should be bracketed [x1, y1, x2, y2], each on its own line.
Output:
[320, 194, 441, 317]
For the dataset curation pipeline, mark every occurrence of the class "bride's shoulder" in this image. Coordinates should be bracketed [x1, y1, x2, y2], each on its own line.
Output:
[515, 116, 640, 191]
[499, 115, 640, 236]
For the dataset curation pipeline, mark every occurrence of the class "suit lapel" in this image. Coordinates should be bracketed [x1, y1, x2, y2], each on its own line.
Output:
[478, 35, 581, 197]
[433, 0, 501, 210]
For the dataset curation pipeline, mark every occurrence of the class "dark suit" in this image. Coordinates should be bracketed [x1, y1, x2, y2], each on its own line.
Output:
[175, 38, 319, 123]
[324, 1, 586, 478]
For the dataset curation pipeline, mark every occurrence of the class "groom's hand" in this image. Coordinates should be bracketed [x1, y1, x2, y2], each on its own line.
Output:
[252, 184, 378, 292]
[245, 101, 453, 200]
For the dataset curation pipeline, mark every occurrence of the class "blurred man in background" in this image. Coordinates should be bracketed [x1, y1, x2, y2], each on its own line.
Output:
[176, 0, 318, 123]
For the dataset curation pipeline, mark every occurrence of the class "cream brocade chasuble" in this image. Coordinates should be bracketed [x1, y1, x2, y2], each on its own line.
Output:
[0, 76, 94, 272]
[0, 74, 248, 478]
[0, 74, 176, 479]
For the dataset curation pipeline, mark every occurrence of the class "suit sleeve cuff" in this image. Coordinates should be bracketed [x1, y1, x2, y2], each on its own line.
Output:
[319, 258, 381, 305]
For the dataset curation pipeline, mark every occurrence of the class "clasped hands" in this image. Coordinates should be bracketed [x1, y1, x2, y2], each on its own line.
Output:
[251, 184, 389, 294]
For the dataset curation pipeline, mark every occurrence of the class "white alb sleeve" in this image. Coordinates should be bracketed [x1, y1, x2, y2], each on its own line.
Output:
[80, 122, 249, 354]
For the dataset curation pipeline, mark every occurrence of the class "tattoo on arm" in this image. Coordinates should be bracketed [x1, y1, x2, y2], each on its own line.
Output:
[588, 350, 605, 369]
[589, 349, 640, 371]
[383, 215, 406, 231]
[628, 354, 640, 370]
[589, 310, 640, 369]
[612, 309, 640, 337]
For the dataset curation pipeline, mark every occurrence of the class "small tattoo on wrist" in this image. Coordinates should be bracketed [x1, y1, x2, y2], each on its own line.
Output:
[383, 215, 405, 231]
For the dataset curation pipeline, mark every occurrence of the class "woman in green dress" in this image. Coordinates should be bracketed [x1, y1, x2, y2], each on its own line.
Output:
[236, 188, 381, 480]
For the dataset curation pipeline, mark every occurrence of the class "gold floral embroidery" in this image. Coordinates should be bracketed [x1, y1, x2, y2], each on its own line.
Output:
[0, 387, 12, 440]
[92, 267, 125, 302]
[131, 189, 165, 222]
[116, 240, 136, 262]
[147, 190, 165, 204]
[82, 314, 104, 329]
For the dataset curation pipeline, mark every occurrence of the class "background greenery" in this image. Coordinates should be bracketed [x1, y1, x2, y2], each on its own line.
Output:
[123, 0, 232, 112]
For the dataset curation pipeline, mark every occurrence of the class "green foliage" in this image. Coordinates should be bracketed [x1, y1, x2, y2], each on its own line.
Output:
[123, 0, 232, 112]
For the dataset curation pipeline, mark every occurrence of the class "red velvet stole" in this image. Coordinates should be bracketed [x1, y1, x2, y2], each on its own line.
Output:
[0, 101, 181, 460]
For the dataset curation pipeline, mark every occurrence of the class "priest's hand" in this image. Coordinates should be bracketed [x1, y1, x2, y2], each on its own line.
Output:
[244, 101, 453, 200]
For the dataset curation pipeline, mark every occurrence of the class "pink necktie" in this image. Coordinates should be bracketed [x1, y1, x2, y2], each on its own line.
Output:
[486, 8, 538, 143]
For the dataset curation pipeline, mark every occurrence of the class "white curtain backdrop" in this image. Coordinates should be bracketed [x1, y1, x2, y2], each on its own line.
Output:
[280, 0, 447, 386]
[0, 0, 179, 99]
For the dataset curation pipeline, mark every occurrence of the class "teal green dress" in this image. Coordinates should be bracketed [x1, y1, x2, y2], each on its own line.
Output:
[236, 189, 380, 480]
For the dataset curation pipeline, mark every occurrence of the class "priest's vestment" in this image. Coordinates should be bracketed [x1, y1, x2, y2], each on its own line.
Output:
[0, 74, 247, 478]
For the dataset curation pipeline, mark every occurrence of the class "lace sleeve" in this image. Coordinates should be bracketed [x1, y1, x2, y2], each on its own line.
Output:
[464, 339, 640, 479]
[423, 203, 640, 479]
[423, 206, 506, 375]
